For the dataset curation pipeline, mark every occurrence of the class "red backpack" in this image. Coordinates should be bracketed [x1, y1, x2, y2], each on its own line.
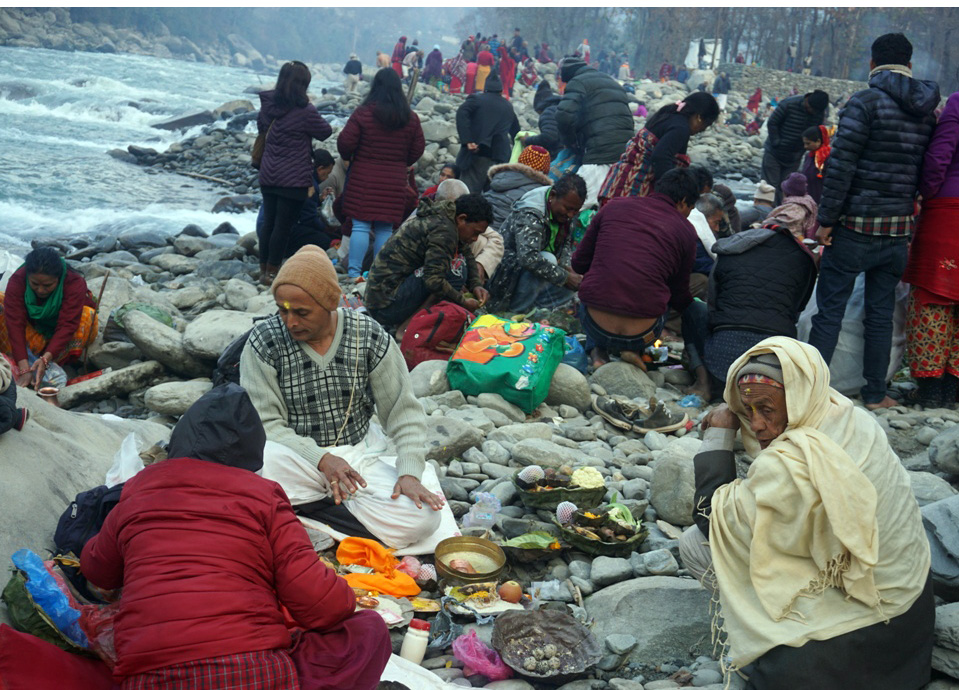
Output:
[400, 301, 474, 370]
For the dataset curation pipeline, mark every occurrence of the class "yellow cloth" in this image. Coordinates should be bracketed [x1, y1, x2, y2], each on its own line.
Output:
[709, 337, 929, 669]
[475, 64, 491, 92]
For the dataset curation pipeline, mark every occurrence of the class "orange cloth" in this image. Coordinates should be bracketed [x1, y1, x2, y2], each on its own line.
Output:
[0, 293, 98, 365]
[336, 537, 421, 597]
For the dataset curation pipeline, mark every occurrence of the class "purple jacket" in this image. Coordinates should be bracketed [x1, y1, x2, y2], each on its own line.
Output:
[572, 192, 696, 318]
[921, 92, 959, 200]
[257, 90, 332, 189]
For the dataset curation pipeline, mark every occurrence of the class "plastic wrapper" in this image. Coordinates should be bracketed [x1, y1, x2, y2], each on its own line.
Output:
[452, 629, 513, 681]
[10, 549, 88, 647]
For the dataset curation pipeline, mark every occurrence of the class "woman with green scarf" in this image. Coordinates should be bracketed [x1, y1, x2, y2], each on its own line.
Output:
[0, 247, 97, 388]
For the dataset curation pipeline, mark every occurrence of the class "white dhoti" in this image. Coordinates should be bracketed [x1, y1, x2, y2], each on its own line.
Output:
[262, 423, 452, 552]
[575, 163, 612, 210]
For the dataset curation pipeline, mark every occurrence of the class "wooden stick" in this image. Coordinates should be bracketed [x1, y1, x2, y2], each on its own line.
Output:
[178, 171, 232, 186]
[83, 270, 110, 372]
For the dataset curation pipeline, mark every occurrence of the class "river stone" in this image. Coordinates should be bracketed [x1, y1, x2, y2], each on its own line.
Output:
[183, 309, 258, 360]
[936, 603, 959, 652]
[932, 646, 959, 680]
[546, 363, 592, 412]
[425, 416, 484, 462]
[58, 361, 165, 409]
[481, 440, 511, 464]
[86, 276, 180, 337]
[117, 228, 168, 252]
[649, 437, 702, 526]
[224, 278, 259, 311]
[475, 393, 526, 422]
[590, 556, 634, 588]
[488, 423, 553, 445]
[144, 380, 213, 415]
[484, 681, 537, 690]
[590, 362, 656, 400]
[123, 310, 209, 378]
[170, 285, 220, 310]
[586, 577, 712, 665]
[445, 407, 495, 434]
[644, 548, 679, 576]
[511, 438, 582, 468]
[930, 426, 959, 474]
[87, 340, 143, 370]
[421, 119, 457, 142]
[150, 253, 200, 275]
[410, 359, 451, 397]
[910, 470, 959, 507]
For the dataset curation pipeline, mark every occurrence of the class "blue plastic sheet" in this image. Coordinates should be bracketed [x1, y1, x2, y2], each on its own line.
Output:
[11, 549, 89, 647]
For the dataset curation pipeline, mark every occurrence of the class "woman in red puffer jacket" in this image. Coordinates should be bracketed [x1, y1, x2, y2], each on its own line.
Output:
[81, 384, 391, 690]
[338, 68, 425, 281]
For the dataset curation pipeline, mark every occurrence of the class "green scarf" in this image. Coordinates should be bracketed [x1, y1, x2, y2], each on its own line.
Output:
[22, 258, 66, 338]
[543, 187, 561, 253]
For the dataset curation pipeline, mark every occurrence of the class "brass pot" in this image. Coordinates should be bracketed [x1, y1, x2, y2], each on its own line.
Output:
[434, 536, 506, 585]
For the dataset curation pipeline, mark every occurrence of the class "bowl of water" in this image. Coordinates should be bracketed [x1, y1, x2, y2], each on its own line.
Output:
[434, 536, 506, 585]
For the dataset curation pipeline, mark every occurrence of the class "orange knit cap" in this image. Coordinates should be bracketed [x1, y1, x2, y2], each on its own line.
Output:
[518, 145, 551, 175]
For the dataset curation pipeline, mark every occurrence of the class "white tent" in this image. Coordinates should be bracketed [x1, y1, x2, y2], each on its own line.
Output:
[684, 39, 722, 69]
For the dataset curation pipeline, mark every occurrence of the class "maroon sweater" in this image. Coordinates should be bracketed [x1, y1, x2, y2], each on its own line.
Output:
[572, 193, 696, 318]
[3, 266, 96, 362]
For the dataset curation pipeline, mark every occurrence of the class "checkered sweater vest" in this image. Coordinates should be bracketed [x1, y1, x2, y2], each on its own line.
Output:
[247, 311, 390, 447]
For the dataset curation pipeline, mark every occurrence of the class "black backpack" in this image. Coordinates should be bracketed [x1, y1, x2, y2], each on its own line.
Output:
[211, 316, 268, 387]
[54, 483, 124, 558]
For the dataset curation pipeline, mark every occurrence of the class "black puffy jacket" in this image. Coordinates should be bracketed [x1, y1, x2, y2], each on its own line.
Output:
[763, 94, 825, 164]
[708, 227, 817, 338]
[818, 70, 940, 226]
[524, 94, 563, 158]
[555, 64, 634, 164]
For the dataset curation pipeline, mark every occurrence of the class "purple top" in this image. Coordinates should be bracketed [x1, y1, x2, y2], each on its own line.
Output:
[921, 92, 959, 200]
[257, 90, 332, 189]
[572, 192, 696, 318]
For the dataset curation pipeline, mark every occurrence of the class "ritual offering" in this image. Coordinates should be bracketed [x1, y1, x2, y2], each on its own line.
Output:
[513, 465, 607, 511]
[434, 536, 506, 585]
[492, 609, 603, 683]
[554, 497, 647, 557]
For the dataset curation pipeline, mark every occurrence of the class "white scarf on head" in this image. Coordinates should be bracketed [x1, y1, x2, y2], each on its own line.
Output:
[708, 336, 929, 671]
[869, 63, 912, 78]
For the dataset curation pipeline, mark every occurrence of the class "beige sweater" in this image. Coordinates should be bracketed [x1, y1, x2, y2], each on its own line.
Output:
[239, 311, 427, 480]
[0, 355, 11, 392]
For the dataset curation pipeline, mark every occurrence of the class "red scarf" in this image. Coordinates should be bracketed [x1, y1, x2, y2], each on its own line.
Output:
[813, 125, 831, 177]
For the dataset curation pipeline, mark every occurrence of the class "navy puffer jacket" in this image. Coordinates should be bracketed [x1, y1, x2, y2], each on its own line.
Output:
[556, 64, 634, 164]
[524, 93, 563, 158]
[257, 90, 332, 188]
[763, 94, 826, 164]
[818, 70, 940, 226]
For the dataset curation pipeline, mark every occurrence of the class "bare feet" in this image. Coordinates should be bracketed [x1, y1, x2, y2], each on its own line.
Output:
[619, 350, 648, 372]
[685, 383, 710, 400]
[866, 395, 898, 411]
[590, 346, 610, 370]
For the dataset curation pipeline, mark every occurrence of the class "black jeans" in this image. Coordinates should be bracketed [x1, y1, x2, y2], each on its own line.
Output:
[0, 384, 19, 435]
[760, 153, 801, 205]
[260, 189, 307, 266]
[808, 226, 909, 403]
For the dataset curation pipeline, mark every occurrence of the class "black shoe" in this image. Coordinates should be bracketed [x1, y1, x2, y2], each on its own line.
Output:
[592, 395, 645, 431]
[631, 396, 690, 435]
[13, 408, 28, 431]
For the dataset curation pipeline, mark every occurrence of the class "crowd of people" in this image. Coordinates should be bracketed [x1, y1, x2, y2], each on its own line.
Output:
[0, 26, 953, 690]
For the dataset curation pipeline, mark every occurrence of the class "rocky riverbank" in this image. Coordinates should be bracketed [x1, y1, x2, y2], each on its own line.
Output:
[6, 222, 959, 688]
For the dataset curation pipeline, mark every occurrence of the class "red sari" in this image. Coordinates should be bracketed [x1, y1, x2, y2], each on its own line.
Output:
[498, 46, 516, 98]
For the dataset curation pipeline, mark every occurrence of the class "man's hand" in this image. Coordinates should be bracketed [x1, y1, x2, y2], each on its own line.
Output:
[476, 265, 488, 284]
[463, 297, 480, 311]
[318, 453, 367, 505]
[817, 225, 833, 246]
[467, 142, 479, 152]
[564, 269, 583, 291]
[392, 475, 445, 510]
[701, 403, 741, 432]
[321, 187, 334, 200]
[473, 286, 489, 307]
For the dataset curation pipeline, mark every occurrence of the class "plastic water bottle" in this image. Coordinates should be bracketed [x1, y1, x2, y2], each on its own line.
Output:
[461, 492, 501, 530]
[400, 619, 431, 664]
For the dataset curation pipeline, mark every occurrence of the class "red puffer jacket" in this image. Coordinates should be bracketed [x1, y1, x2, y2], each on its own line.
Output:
[81, 458, 356, 677]
[338, 103, 425, 225]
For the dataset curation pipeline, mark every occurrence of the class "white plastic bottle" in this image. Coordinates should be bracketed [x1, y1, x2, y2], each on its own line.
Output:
[399, 618, 431, 665]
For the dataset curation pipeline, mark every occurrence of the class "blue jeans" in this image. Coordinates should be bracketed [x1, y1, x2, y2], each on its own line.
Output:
[808, 226, 908, 403]
[349, 220, 392, 278]
[509, 251, 574, 313]
[579, 303, 665, 356]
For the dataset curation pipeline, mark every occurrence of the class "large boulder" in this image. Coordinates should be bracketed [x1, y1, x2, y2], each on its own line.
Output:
[86, 275, 180, 338]
[546, 364, 591, 412]
[585, 577, 712, 664]
[152, 110, 215, 130]
[425, 416, 485, 462]
[511, 438, 582, 468]
[590, 362, 656, 400]
[182, 310, 258, 360]
[930, 426, 959, 475]
[0, 389, 170, 600]
[648, 436, 702, 526]
[58, 361, 166, 409]
[144, 380, 214, 416]
[410, 360, 452, 398]
[910, 470, 959, 507]
[122, 310, 209, 378]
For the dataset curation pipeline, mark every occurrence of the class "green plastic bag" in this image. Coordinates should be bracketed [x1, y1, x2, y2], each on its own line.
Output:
[446, 315, 565, 413]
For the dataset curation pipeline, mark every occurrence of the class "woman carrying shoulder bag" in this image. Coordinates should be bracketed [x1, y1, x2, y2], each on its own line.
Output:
[337, 68, 425, 282]
[258, 61, 333, 285]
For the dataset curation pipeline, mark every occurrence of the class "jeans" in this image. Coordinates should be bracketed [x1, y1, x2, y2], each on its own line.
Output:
[348, 219, 392, 278]
[808, 226, 908, 403]
[509, 251, 574, 313]
[578, 302, 665, 356]
[760, 153, 801, 205]
[261, 191, 307, 266]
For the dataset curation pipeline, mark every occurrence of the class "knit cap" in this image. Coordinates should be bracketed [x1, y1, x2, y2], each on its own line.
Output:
[533, 80, 554, 112]
[781, 172, 807, 198]
[736, 353, 785, 387]
[560, 56, 586, 83]
[484, 73, 503, 93]
[271, 245, 342, 310]
[518, 145, 551, 174]
[754, 180, 776, 204]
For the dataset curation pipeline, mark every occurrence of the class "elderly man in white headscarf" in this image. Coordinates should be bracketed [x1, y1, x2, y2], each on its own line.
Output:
[679, 336, 933, 689]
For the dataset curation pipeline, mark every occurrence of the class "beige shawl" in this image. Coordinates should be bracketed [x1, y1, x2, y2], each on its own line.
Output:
[709, 337, 929, 669]
[0, 355, 11, 393]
